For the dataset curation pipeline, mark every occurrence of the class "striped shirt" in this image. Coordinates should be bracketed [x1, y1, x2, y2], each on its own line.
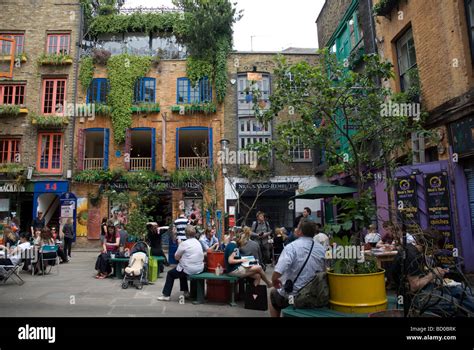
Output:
[174, 217, 189, 241]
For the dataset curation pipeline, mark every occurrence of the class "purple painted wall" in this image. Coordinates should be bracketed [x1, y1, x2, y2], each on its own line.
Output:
[386, 160, 474, 272]
[374, 178, 390, 238]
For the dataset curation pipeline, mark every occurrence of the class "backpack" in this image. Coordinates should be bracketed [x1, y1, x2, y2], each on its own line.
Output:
[293, 271, 329, 309]
[251, 221, 271, 235]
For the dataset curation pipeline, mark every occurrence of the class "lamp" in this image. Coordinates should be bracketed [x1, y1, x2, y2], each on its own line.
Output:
[219, 139, 230, 174]
[219, 139, 230, 151]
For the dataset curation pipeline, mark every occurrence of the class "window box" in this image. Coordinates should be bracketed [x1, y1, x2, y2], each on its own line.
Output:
[37, 53, 73, 66]
[131, 103, 161, 113]
[0, 163, 25, 176]
[31, 114, 69, 128]
[0, 53, 28, 63]
[373, 0, 401, 17]
[171, 102, 217, 115]
[0, 105, 20, 116]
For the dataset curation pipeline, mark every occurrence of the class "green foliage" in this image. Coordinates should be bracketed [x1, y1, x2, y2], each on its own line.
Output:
[95, 103, 113, 115]
[373, 0, 400, 16]
[89, 11, 188, 37]
[37, 53, 73, 65]
[170, 102, 216, 114]
[0, 105, 20, 116]
[131, 103, 161, 113]
[332, 256, 379, 274]
[79, 56, 94, 92]
[169, 168, 214, 187]
[107, 54, 151, 144]
[74, 169, 114, 183]
[127, 206, 153, 241]
[74, 169, 163, 189]
[214, 37, 231, 103]
[31, 114, 68, 128]
[186, 57, 213, 85]
[0, 163, 25, 174]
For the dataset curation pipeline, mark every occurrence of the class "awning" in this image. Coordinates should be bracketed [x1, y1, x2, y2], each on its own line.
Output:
[292, 184, 357, 199]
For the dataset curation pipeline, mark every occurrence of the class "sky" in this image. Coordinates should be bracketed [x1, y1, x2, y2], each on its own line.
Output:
[124, 0, 326, 51]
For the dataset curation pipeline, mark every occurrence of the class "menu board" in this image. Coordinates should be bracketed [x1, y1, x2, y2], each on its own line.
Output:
[424, 172, 455, 265]
[395, 176, 420, 229]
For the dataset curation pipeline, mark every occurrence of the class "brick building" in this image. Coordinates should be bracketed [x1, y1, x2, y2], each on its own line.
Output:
[223, 51, 324, 230]
[371, 0, 474, 271]
[0, 0, 81, 232]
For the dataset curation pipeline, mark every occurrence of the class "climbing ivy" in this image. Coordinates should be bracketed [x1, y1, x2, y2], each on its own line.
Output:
[214, 37, 231, 103]
[186, 56, 214, 85]
[107, 54, 151, 144]
[79, 56, 94, 92]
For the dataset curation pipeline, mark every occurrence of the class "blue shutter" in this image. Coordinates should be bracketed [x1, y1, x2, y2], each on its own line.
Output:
[103, 128, 109, 170]
[151, 128, 156, 171]
[208, 127, 213, 168]
[176, 128, 180, 169]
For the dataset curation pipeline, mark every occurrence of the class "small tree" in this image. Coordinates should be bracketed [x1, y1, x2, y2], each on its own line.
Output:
[254, 50, 426, 234]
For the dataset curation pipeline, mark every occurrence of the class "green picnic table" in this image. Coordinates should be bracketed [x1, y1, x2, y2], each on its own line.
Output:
[110, 258, 129, 279]
[188, 273, 239, 306]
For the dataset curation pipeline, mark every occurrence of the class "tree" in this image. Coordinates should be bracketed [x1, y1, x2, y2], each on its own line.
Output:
[254, 50, 427, 233]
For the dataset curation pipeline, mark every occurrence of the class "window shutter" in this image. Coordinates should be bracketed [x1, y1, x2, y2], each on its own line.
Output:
[77, 129, 85, 171]
[103, 128, 110, 170]
[125, 128, 131, 171]
[151, 128, 156, 171]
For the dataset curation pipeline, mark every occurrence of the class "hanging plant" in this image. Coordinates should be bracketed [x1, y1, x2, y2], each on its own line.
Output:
[214, 37, 231, 103]
[79, 56, 94, 92]
[92, 48, 111, 65]
[37, 53, 73, 65]
[107, 54, 151, 144]
[0, 105, 21, 116]
[30, 113, 69, 128]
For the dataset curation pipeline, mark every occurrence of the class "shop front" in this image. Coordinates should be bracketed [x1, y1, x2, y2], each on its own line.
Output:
[33, 180, 70, 230]
[0, 181, 34, 232]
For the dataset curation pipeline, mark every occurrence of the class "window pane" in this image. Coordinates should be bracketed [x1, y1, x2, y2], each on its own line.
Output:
[407, 38, 417, 68]
[43, 80, 54, 113]
[14, 35, 24, 53]
[1, 36, 12, 54]
[99, 80, 107, 103]
[52, 135, 62, 169]
[40, 135, 50, 169]
[59, 35, 69, 54]
[3, 86, 13, 104]
[143, 79, 155, 102]
[55, 80, 66, 113]
[15, 85, 25, 105]
[48, 36, 57, 54]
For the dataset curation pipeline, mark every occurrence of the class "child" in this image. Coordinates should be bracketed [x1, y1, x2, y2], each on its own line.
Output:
[365, 224, 381, 247]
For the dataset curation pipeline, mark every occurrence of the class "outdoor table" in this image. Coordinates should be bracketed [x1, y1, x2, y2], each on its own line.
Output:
[110, 257, 129, 279]
[364, 249, 398, 269]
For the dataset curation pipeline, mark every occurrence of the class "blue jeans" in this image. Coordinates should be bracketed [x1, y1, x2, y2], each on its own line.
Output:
[162, 267, 188, 297]
[413, 284, 474, 316]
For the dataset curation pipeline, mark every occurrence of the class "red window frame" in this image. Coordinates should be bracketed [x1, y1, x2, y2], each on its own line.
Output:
[42, 78, 66, 115]
[0, 84, 26, 105]
[0, 34, 25, 54]
[37, 133, 63, 173]
[46, 34, 70, 55]
[0, 139, 20, 164]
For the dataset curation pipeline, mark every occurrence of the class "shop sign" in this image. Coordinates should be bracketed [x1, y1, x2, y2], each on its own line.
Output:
[0, 183, 26, 192]
[236, 182, 299, 192]
[395, 176, 420, 229]
[424, 172, 456, 265]
[34, 181, 68, 193]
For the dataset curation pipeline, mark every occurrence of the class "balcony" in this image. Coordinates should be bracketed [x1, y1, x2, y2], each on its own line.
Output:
[130, 157, 152, 171]
[178, 157, 209, 171]
[83, 158, 104, 170]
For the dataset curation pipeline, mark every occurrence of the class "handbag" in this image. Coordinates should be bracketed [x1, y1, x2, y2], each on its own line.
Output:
[284, 240, 314, 294]
[244, 285, 268, 311]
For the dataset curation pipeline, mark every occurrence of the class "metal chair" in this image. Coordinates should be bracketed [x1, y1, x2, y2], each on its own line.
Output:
[38, 245, 59, 276]
[0, 261, 24, 285]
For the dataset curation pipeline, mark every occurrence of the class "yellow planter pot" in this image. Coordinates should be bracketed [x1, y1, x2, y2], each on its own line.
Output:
[327, 270, 387, 314]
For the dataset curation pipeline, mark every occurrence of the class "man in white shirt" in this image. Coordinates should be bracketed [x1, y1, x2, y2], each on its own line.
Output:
[157, 225, 204, 301]
[269, 220, 326, 317]
[0, 232, 31, 266]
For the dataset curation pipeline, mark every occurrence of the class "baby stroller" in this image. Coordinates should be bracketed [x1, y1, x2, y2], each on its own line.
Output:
[121, 241, 149, 290]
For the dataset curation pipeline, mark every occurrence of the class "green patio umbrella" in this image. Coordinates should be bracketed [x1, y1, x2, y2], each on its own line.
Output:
[292, 184, 357, 199]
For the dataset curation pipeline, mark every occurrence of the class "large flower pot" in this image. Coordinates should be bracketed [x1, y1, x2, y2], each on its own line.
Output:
[327, 270, 387, 314]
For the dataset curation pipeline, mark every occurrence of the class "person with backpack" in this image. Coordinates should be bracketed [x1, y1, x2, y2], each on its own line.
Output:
[250, 211, 272, 264]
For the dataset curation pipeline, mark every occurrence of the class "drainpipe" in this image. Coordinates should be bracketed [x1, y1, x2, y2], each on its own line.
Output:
[367, 0, 378, 55]
[70, 2, 84, 179]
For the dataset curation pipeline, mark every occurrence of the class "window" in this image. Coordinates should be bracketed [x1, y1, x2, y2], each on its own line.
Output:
[177, 77, 212, 104]
[239, 136, 271, 150]
[134, 78, 156, 103]
[42, 79, 66, 115]
[0, 139, 20, 164]
[289, 139, 312, 162]
[47, 33, 70, 54]
[0, 84, 25, 105]
[239, 118, 272, 135]
[396, 28, 417, 92]
[37, 133, 63, 173]
[87, 78, 109, 104]
[0, 34, 24, 54]
[466, 0, 474, 63]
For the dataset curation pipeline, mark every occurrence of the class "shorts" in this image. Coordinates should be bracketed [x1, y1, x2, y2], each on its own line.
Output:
[228, 266, 248, 277]
[270, 288, 289, 311]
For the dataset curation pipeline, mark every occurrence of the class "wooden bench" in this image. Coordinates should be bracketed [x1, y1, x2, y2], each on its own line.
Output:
[188, 273, 239, 306]
[282, 295, 399, 318]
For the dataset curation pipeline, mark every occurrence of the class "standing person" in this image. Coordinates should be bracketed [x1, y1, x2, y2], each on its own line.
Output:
[173, 210, 188, 243]
[250, 211, 272, 264]
[117, 223, 128, 251]
[269, 220, 326, 317]
[100, 217, 108, 244]
[157, 225, 204, 301]
[30, 211, 45, 237]
[62, 218, 74, 261]
[147, 223, 168, 273]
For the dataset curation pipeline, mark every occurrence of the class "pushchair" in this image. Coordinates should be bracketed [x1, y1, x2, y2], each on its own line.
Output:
[121, 241, 149, 290]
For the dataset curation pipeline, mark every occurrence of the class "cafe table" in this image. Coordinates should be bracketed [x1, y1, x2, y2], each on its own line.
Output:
[364, 248, 398, 269]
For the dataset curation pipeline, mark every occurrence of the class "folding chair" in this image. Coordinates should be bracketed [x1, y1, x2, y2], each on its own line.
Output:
[39, 245, 59, 276]
[0, 261, 25, 285]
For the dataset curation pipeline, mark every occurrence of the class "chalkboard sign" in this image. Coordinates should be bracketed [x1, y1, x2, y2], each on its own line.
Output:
[424, 172, 456, 265]
[395, 176, 420, 229]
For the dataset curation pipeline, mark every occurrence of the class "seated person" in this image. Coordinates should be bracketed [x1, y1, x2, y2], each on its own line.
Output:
[239, 226, 263, 264]
[51, 227, 68, 264]
[225, 230, 272, 288]
[365, 224, 381, 247]
[273, 227, 288, 257]
[0, 232, 31, 274]
[94, 221, 120, 279]
[2, 227, 18, 248]
[33, 228, 57, 274]
[391, 230, 474, 316]
[199, 227, 219, 253]
[157, 225, 204, 301]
